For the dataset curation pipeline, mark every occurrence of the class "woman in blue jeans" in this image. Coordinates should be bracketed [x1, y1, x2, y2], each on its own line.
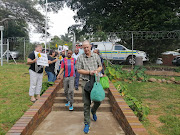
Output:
[45, 50, 58, 82]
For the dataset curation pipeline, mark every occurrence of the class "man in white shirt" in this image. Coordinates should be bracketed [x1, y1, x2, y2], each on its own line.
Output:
[72, 48, 80, 60]
[72, 48, 80, 90]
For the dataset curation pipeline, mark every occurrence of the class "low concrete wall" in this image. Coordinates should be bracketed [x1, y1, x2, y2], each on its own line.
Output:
[108, 81, 149, 135]
[6, 79, 63, 135]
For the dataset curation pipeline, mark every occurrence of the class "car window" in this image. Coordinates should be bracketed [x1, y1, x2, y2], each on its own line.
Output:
[115, 46, 125, 50]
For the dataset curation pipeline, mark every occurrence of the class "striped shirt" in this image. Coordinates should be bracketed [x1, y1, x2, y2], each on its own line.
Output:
[61, 57, 76, 77]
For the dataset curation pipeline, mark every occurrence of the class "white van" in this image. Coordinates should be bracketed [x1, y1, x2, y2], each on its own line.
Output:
[91, 42, 149, 64]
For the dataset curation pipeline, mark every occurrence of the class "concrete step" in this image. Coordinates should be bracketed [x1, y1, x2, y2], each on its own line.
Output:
[54, 97, 110, 104]
[52, 103, 112, 112]
[56, 90, 108, 97]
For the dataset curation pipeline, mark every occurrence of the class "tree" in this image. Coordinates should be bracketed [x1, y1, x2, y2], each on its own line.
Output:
[0, 0, 45, 37]
[49, 34, 72, 50]
[66, 0, 180, 61]
[67, 0, 180, 32]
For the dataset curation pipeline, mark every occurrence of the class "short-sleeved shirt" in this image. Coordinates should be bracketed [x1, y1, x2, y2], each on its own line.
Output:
[28, 51, 43, 73]
[45, 55, 56, 74]
[61, 57, 76, 77]
[72, 53, 80, 60]
[75, 53, 102, 80]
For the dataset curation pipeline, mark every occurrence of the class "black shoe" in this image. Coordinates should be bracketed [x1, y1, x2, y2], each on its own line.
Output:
[75, 87, 79, 90]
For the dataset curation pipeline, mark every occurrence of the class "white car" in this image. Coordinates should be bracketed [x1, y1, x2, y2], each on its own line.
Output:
[91, 42, 149, 64]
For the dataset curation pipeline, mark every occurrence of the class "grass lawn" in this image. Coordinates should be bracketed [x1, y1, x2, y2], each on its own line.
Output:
[120, 80, 180, 135]
[0, 63, 47, 135]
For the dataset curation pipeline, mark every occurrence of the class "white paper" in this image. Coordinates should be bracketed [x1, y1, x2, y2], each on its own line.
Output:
[35, 52, 49, 67]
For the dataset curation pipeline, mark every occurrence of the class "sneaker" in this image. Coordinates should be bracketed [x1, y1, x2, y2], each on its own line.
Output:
[91, 110, 97, 121]
[65, 101, 70, 107]
[83, 124, 90, 134]
[75, 87, 79, 90]
[69, 105, 73, 111]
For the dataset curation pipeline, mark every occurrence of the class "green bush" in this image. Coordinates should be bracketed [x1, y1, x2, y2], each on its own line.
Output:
[114, 81, 150, 121]
[41, 82, 54, 95]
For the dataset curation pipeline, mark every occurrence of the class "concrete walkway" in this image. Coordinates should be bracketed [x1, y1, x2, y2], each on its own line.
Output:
[33, 111, 125, 135]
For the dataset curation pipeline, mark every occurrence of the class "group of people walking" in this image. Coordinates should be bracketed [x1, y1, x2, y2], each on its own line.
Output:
[27, 40, 105, 134]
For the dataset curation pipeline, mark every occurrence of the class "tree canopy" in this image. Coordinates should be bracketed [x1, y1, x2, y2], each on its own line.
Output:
[66, 0, 180, 33]
[0, 0, 45, 38]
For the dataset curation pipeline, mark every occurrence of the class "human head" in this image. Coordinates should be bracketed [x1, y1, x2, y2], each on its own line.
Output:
[82, 40, 92, 55]
[49, 50, 56, 57]
[55, 51, 58, 57]
[74, 48, 79, 55]
[93, 49, 100, 55]
[35, 45, 42, 53]
[62, 50, 65, 56]
[67, 50, 73, 58]
[80, 45, 83, 49]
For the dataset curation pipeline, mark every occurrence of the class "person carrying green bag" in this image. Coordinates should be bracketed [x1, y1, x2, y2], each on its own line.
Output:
[76, 40, 103, 134]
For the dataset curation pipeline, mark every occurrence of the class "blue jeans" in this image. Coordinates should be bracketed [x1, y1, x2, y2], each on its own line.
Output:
[46, 71, 56, 82]
[75, 69, 80, 89]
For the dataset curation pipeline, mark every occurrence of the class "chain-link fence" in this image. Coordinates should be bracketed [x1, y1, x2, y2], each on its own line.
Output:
[0, 37, 36, 63]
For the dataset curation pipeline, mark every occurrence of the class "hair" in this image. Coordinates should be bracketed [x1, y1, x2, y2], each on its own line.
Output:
[35, 44, 42, 48]
[68, 50, 73, 54]
[55, 51, 58, 57]
[82, 40, 90, 46]
[49, 49, 55, 55]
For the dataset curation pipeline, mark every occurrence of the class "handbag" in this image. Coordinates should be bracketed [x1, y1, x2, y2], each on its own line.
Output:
[90, 74, 105, 102]
[100, 76, 109, 89]
[84, 75, 95, 92]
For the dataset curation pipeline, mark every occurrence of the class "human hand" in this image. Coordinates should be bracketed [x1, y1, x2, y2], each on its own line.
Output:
[33, 58, 37, 63]
[54, 59, 58, 62]
[90, 70, 98, 76]
[57, 75, 61, 79]
[48, 60, 52, 64]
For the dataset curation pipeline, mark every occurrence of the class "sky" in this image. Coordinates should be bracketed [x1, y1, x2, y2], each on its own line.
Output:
[29, 7, 76, 43]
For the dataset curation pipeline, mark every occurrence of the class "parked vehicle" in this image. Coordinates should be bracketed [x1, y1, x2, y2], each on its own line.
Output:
[156, 58, 163, 65]
[4, 51, 20, 59]
[172, 56, 180, 66]
[91, 42, 149, 64]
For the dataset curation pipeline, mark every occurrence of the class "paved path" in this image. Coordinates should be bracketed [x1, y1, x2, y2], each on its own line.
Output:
[33, 82, 125, 135]
[33, 111, 125, 135]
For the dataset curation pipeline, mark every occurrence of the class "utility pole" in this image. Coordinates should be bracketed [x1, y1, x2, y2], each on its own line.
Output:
[45, 0, 48, 54]
[0, 26, 4, 66]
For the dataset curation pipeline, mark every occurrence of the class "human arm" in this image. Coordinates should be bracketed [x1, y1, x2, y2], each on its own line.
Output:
[57, 68, 64, 79]
[27, 58, 37, 65]
[48, 58, 58, 64]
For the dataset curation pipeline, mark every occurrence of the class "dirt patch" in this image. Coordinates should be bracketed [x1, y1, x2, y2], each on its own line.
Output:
[145, 70, 180, 76]
[148, 115, 164, 128]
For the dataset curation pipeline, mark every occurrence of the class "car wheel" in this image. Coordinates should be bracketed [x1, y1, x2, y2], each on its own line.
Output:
[127, 56, 136, 65]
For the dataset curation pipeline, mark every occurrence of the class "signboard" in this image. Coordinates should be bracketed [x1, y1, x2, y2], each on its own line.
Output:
[35, 52, 49, 66]
[58, 45, 63, 52]
[63, 45, 69, 51]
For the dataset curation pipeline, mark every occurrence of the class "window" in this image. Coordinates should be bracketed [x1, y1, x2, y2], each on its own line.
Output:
[115, 46, 125, 50]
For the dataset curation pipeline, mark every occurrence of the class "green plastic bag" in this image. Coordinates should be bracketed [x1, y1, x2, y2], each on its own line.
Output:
[90, 75, 105, 102]
[100, 76, 109, 89]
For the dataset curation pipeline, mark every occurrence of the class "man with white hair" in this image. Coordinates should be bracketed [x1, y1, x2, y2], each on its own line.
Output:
[27, 45, 43, 102]
[76, 40, 102, 134]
